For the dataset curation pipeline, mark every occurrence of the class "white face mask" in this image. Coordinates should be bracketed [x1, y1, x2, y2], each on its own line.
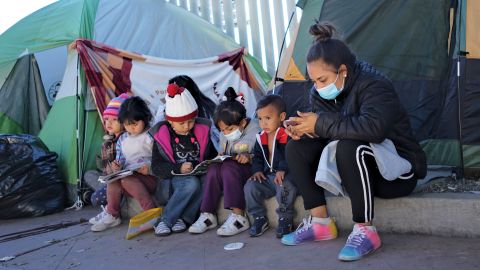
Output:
[224, 128, 242, 141]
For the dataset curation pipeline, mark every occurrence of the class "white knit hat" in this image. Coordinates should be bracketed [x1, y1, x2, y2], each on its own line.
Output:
[165, 83, 198, 122]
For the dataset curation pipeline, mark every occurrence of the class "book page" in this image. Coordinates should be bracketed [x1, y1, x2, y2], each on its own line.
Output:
[171, 155, 232, 176]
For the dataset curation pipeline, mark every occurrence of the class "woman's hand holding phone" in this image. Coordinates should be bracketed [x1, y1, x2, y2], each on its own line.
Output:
[284, 112, 318, 140]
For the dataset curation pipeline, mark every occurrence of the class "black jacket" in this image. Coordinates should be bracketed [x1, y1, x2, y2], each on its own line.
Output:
[149, 118, 217, 178]
[311, 61, 427, 178]
[251, 128, 289, 174]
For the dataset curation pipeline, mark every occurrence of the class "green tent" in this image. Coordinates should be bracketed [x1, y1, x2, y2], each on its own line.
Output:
[0, 0, 270, 202]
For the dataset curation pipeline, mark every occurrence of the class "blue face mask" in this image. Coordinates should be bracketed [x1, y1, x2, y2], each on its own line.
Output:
[315, 73, 345, 100]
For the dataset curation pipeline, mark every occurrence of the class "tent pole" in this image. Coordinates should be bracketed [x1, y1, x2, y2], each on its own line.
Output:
[455, 0, 465, 184]
[73, 54, 84, 210]
[273, 8, 296, 95]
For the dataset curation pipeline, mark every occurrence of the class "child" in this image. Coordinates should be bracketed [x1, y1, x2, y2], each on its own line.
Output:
[89, 96, 157, 232]
[154, 75, 221, 151]
[189, 88, 261, 236]
[151, 83, 216, 236]
[244, 95, 297, 238]
[88, 93, 128, 209]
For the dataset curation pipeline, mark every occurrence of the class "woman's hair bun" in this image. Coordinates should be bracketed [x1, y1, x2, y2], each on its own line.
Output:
[223, 87, 238, 102]
[309, 21, 336, 42]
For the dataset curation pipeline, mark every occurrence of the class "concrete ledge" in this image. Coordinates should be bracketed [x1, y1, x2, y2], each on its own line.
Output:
[217, 193, 480, 237]
[122, 193, 480, 237]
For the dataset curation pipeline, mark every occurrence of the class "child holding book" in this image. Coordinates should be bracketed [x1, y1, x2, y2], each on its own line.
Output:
[189, 88, 261, 236]
[151, 83, 216, 236]
[90, 95, 157, 232]
[244, 95, 297, 238]
[88, 93, 128, 208]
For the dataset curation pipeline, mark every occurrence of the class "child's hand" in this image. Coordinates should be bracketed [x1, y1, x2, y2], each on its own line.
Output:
[136, 165, 149, 175]
[235, 153, 251, 164]
[180, 162, 193, 174]
[111, 160, 121, 172]
[250, 172, 266, 182]
[274, 171, 285, 186]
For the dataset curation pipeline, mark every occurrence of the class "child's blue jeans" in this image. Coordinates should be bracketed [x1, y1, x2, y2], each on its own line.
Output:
[160, 175, 202, 227]
[244, 172, 297, 220]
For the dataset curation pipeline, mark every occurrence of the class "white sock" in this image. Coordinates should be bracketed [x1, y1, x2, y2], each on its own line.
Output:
[311, 216, 331, 225]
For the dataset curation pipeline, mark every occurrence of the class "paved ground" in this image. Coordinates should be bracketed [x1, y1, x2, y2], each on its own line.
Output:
[1, 206, 480, 270]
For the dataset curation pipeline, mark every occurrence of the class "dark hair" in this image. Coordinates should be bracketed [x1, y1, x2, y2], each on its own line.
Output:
[306, 21, 356, 73]
[118, 96, 153, 129]
[169, 75, 216, 119]
[213, 87, 246, 127]
[256, 94, 286, 114]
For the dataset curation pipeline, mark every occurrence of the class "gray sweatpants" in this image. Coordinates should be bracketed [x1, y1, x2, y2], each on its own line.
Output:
[244, 172, 297, 220]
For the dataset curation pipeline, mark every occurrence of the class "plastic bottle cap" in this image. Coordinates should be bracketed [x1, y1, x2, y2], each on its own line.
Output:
[224, 242, 244, 250]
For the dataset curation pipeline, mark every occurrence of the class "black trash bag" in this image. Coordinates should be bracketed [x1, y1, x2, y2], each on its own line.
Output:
[0, 134, 65, 219]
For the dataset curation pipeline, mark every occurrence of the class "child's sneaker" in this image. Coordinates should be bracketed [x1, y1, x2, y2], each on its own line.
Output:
[155, 221, 172, 236]
[217, 213, 249, 236]
[249, 216, 269, 237]
[276, 217, 293, 238]
[281, 216, 337, 245]
[172, 219, 187, 233]
[189, 212, 218, 234]
[89, 205, 108, 225]
[90, 210, 121, 232]
[338, 224, 381, 261]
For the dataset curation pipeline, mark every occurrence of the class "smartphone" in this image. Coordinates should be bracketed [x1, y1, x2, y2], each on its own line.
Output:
[284, 119, 299, 127]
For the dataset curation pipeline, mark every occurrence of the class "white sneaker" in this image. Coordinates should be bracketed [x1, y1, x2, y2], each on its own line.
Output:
[155, 221, 172, 236]
[90, 210, 121, 232]
[172, 219, 187, 233]
[89, 205, 108, 225]
[189, 212, 218, 234]
[216, 213, 249, 236]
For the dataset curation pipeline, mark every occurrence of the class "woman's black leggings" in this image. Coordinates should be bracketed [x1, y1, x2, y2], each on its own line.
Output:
[286, 139, 417, 223]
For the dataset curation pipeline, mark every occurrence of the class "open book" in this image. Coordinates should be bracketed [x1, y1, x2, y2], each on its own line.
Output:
[98, 164, 145, 184]
[98, 169, 134, 184]
[171, 155, 231, 176]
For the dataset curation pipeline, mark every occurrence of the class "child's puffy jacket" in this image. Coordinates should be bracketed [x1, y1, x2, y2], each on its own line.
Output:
[149, 117, 216, 178]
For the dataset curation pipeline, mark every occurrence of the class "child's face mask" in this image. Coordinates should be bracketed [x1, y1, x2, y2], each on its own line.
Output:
[218, 119, 246, 141]
[224, 128, 242, 141]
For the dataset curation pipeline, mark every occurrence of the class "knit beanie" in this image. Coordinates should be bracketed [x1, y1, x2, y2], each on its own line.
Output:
[165, 83, 198, 122]
[103, 93, 130, 118]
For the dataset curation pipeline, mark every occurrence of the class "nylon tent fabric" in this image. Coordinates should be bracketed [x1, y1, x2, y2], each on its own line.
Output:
[74, 39, 267, 119]
[93, 0, 239, 59]
[0, 0, 98, 87]
[293, 0, 450, 81]
[461, 0, 480, 167]
[0, 54, 49, 135]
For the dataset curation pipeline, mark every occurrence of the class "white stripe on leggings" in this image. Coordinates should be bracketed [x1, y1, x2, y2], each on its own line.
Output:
[355, 145, 375, 222]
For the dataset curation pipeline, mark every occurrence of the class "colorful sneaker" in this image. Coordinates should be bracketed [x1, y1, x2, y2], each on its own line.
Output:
[281, 216, 337, 245]
[338, 224, 381, 261]
[155, 221, 172, 236]
[172, 219, 187, 233]
[90, 210, 121, 232]
[189, 212, 218, 234]
[276, 217, 293, 238]
[89, 205, 108, 225]
[249, 216, 269, 237]
[217, 213, 249, 236]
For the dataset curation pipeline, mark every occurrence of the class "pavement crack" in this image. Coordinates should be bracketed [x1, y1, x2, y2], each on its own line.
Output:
[53, 228, 86, 270]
